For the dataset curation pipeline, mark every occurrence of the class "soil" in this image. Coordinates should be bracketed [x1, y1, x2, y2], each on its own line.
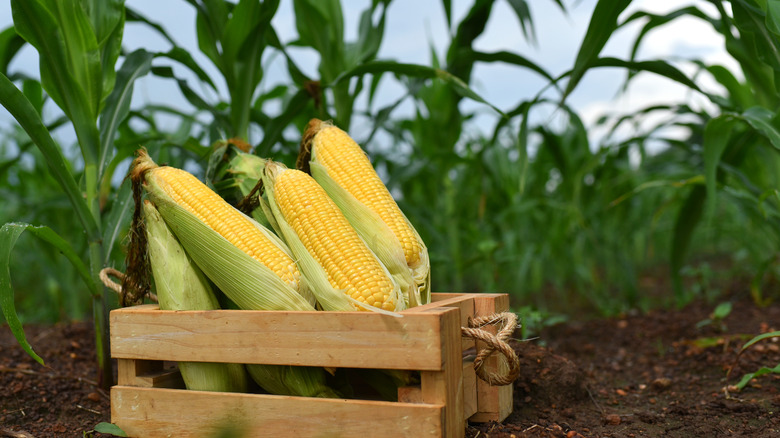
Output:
[2, 287, 779, 438]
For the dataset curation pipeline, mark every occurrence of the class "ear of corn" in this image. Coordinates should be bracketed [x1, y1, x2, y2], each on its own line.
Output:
[263, 161, 405, 313]
[134, 150, 342, 398]
[134, 150, 316, 310]
[143, 200, 248, 393]
[303, 119, 430, 306]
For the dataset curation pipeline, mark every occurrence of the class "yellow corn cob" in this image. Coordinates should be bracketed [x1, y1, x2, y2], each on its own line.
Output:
[149, 164, 301, 291]
[310, 121, 422, 268]
[132, 151, 341, 398]
[301, 119, 430, 306]
[270, 163, 398, 311]
[132, 149, 314, 311]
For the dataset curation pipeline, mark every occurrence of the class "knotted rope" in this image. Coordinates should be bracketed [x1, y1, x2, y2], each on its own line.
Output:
[461, 312, 521, 386]
[99, 267, 158, 304]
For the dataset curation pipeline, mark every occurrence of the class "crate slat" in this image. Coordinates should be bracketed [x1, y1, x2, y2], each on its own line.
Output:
[111, 386, 444, 438]
[111, 306, 453, 370]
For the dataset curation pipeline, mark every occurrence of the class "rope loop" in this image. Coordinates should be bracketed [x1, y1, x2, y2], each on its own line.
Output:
[99, 267, 158, 303]
[461, 312, 521, 386]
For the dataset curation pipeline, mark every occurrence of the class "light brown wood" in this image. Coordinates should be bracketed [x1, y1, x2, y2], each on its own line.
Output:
[420, 306, 464, 438]
[110, 293, 513, 436]
[462, 356, 478, 419]
[111, 306, 451, 370]
[397, 385, 421, 403]
[117, 359, 184, 389]
[404, 293, 476, 351]
[469, 294, 513, 422]
[111, 386, 443, 438]
[396, 359, 477, 419]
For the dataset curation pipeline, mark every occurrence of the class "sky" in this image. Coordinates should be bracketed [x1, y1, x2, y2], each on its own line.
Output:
[0, 0, 737, 152]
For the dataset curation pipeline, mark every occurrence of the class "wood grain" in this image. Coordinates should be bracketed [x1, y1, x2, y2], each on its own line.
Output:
[111, 386, 443, 437]
[111, 306, 452, 370]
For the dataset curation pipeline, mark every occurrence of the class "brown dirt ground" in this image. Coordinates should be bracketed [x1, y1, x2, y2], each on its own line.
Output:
[1, 287, 779, 438]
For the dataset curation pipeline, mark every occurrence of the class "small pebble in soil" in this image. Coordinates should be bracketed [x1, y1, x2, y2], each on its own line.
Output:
[87, 392, 101, 402]
[604, 414, 621, 425]
[651, 377, 672, 390]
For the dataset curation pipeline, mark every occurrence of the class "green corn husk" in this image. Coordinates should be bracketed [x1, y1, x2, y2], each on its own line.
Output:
[209, 144, 272, 228]
[134, 152, 343, 398]
[143, 200, 248, 393]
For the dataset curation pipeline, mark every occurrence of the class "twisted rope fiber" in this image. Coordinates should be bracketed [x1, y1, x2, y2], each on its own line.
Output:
[99, 267, 158, 303]
[462, 312, 521, 386]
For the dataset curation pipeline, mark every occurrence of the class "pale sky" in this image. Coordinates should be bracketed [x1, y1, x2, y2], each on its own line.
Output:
[0, 0, 735, 150]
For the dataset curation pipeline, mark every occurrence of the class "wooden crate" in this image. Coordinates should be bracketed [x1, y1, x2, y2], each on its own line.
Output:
[110, 293, 513, 438]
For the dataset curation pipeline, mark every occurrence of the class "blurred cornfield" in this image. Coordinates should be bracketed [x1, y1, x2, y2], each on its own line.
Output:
[2, 0, 780, 332]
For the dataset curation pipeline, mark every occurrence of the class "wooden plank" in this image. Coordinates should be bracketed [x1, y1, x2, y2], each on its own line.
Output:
[462, 357, 478, 419]
[403, 294, 476, 351]
[111, 386, 443, 438]
[117, 359, 184, 388]
[470, 294, 514, 423]
[397, 360, 477, 420]
[110, 306, 449, 370]
[420, 306, 464, 438]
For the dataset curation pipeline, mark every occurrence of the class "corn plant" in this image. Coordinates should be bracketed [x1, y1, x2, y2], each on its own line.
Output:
[0, 0, 154, 389]
[563, 0, 780, 305]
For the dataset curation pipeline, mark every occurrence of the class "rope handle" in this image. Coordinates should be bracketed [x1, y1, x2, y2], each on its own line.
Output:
[100, 267, 158, 303]
[461, 312, 521, 386]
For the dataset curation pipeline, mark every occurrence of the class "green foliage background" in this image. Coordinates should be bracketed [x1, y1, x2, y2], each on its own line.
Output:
[2, 0, 780, 340]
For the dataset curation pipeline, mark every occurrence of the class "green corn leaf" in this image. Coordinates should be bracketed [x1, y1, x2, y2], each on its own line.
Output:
[101, 179, 133, 265]
[441, 0, 452, 28]
[670, 186, 706, 302]
[563, 0, 632, 100]
[98, 48, 153, 179]
[1, 222, 98, 365]
[591, 57, 702, 93]
[0, 26, 26, 75]
[469, 49, 557, 84]
[11, 0, 102, 163]
[736, 363, 780, 390]
[93, 422, 128, 437]
[0, 72, 99, 240]
[622, 7, 714, 62]
[125, 7, 177, 46]
[703, 115, 737, 221]
[742, 331, 780, 351]
[505, 0, 536, 43]
[741, 106, 780, 150]
[21, 79, 43, 116]
[333, 61, 504, 116]
[255, 89, 310, 156]
[85, 0, 125, 107]
[158, 47, 218, 91]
